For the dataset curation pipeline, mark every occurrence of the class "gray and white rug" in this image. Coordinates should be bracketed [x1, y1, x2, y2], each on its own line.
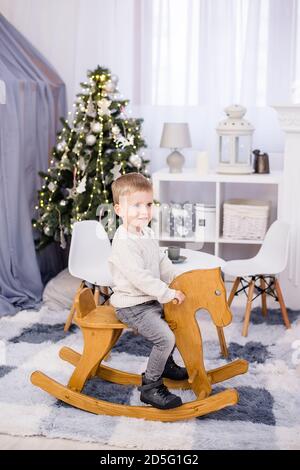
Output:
[0, 304, 300, 450]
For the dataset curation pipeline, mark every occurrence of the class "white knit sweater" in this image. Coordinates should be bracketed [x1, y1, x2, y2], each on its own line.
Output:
[108, 224, 177, 308]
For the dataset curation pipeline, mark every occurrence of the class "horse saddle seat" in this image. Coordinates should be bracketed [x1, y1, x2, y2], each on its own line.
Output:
[75, 304, 127, 330]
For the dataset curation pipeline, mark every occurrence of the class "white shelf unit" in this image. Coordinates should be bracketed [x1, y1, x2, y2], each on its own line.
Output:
[151, 168, 283, 258]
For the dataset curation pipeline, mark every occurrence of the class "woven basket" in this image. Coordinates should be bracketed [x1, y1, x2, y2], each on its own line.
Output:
[223, 199, 270, 240]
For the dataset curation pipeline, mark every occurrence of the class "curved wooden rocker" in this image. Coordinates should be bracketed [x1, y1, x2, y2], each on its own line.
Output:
[31, 268, 248, 422]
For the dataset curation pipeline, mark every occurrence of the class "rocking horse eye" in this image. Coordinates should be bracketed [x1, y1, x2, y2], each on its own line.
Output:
[215, 289, 221, 296]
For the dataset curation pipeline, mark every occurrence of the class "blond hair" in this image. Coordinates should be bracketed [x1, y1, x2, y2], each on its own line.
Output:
[111, 172, 153, 205]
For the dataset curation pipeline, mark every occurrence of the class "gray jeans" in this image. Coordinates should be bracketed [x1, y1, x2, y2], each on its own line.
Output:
[115, 300, 175, 382]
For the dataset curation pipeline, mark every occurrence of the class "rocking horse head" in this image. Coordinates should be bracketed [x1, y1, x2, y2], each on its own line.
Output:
[167, 268, 232, 327]
[163, 268, 232, 398]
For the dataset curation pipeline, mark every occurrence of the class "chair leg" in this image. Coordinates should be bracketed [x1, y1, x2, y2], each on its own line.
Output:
[274, 278, 291, 329]
[64, 304, 75, 333]
[260, 276, 267, 316]
[216, 326, 228, 358]
[98, 286, 112, 362]
[101, 286, 110, 304]
[94, 286, 100, 306]
[242, 280, 255, 337]
[227, 277, 241, 307]
[64, 281, 84, 332]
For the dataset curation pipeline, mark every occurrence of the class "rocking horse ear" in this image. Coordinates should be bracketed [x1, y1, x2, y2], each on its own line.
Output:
[76, 288, 96, 318]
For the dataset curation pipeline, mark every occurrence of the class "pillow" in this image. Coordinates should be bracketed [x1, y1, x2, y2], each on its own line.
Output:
[43, 268, 81, 310]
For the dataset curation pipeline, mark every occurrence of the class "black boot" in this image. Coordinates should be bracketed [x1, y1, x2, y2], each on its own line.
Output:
[161, 355, 188, 380]
[138, 374, 182, 409]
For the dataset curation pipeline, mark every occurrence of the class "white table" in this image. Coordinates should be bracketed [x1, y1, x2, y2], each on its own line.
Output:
[160, 248, 226, 274]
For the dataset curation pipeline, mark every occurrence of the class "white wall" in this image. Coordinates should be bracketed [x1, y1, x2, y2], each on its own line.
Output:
[0, 0, 142, 113]
[1, 0, 285, 172]
[1, 0, 287, 265]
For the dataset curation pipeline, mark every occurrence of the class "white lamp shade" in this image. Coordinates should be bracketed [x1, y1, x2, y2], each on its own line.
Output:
[160, 122, 192, 149]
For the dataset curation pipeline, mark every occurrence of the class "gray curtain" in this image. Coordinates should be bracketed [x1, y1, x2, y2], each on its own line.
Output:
[0, 14, 67, 316]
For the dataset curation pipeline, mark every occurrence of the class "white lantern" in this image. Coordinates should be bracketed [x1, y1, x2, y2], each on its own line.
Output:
[216, 104, 254, 174]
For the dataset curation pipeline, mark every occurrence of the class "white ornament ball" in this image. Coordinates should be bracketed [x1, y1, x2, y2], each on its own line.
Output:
[104, 80, 116, 93]
[48, 182, 56, 192]
[44, 226, 52, 235]
[86, 134, 96, 146]
[91, 122, 102, 133]
[129, 154, 142, 168]
[56, 141, 66, 152]
[60, 200, 67, 206]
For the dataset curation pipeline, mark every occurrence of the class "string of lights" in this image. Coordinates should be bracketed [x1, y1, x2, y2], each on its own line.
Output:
[32, 66, 149, 249]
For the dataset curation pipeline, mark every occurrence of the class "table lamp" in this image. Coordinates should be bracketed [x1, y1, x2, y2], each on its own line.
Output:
[160, 122, 192, 173]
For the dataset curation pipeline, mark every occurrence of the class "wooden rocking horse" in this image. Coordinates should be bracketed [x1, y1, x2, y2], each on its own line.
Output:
[31, 268, 248, 422]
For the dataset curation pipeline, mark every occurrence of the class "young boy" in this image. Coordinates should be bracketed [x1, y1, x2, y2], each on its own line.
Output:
[108, 172, 187, 410]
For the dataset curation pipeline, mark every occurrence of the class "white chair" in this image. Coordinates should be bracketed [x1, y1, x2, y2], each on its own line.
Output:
[64, 220, 113, 331]
[223, 220, 291, 337]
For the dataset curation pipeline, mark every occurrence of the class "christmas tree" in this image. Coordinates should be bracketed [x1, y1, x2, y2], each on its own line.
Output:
[32, 65, 149, 250]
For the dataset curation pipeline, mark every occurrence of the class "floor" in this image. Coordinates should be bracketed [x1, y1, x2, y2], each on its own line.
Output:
[0, 433, 124, 450]
[0, 282, 280, 450]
